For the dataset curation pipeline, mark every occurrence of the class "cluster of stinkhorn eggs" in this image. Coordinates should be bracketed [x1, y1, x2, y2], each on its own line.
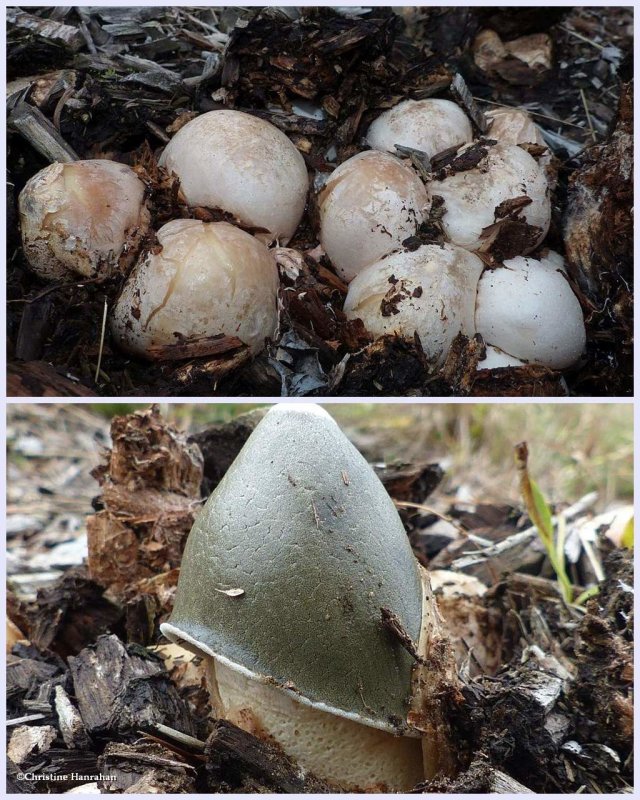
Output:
[18, 97, 586, 371]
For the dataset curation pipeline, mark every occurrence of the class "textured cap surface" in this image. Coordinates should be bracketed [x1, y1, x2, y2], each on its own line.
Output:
[162, 404, 422, 732]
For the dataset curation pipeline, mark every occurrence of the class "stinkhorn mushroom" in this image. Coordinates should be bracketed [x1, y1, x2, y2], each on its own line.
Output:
[343, 243, 484, 365]
[366, 99, 473, 160]
[435, 142, 550, 254]
[111, 219, 278, 359]
[18, 159, 150, 281]
[161, 404, 457, 791]
[159, 110, 309, 243]
[475, 251, 586, 369]
[318, 150, 431, 282]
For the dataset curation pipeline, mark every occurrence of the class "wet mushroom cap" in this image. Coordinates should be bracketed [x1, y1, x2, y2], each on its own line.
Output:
[18, 159, 150, 281]
[475, 251, 586, 369]
[159, 110, 309, 242]
[318, 150, 431, 282]
[161, 403, 423, 733]
[366, 98, 473, 159]
[110, 219, 278, 359]
[435, 142, 550, 254]
[343, 243, 484, 365]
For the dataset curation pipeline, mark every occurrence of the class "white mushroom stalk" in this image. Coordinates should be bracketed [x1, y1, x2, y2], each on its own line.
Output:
[159, 110, 309, 243]
[475, 251, 586, 369]
[161, 404, 458, 791]
[18, 159, 150, 281]
[434, 142, 551, 254]
[110, 219, 278, 359]
[343, 243, 484, 366]
[318, 150, 431, 282]
[366, 98, 474, 160]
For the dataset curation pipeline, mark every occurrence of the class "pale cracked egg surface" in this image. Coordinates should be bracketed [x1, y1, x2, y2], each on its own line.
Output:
[110, 219, 278, 359]
[343, 243, 484, 365]
[435, 142, 551, 254]
[19, 159, 150, 281]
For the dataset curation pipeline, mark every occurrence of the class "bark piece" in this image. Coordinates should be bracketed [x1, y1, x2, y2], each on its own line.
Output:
[7, 757, 38, 793]
[6, 9, 85, 51]
[68, 634, 196, 738]
[8, 725, 57, 765]
[7, 361, 96, 398]
[98, 741, 197, 793]
[427, 755, 533, 792]
[7, 653, 62, 712]
[15, 749, 100, 793]
[564, 82, 633, 296]
[26, 566, 123, 658]
[570, 549, 633, 756]
[430, 570, 503, 675]
[54, 685, 91, 750]
[9, 103, 79, 163]
[205, 719, 336, 793]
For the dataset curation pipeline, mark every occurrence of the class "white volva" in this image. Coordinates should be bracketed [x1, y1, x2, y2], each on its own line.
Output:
[208, 659, 424, 792]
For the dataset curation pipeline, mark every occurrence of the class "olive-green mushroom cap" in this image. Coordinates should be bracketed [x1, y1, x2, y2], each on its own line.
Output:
[161, 404, 423, 733]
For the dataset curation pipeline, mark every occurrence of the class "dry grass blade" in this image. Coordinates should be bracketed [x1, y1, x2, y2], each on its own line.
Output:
[94, 297, 108, 385]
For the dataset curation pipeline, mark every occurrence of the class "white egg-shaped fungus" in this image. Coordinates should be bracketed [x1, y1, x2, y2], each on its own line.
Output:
[435, 142, 550, 254]
[475, 251, 586, 369]
[19, 159, 150, 281]
[111, 219, 278, 359]
[159, 110, 309, 243]
[343, 243, 484, 365]
[366, 99, 473, 159]
[318, 150, 430, 282]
